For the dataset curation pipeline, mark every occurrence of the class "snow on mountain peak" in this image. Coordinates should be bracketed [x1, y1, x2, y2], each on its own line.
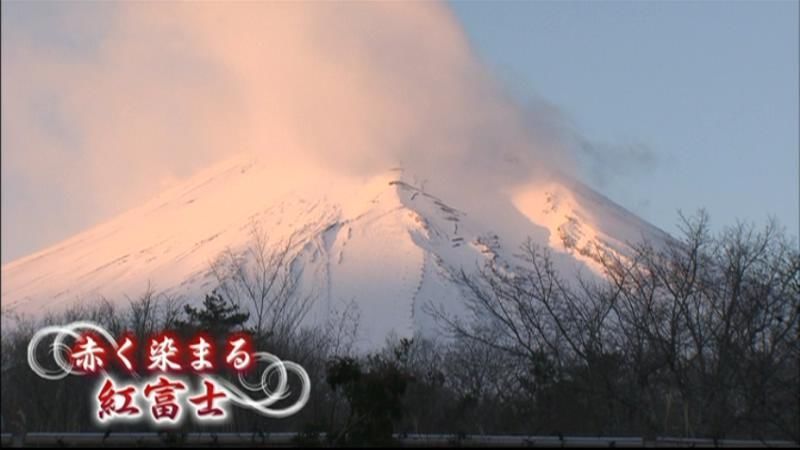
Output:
[1, 155, 668, 345]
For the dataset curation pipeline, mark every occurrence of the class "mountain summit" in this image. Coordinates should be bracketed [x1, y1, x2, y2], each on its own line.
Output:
[1, 155, 667, 344]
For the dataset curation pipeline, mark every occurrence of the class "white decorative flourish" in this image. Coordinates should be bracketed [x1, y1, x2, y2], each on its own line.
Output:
[27, 321, 120, 380]
[27, 321, 310, 419]
[210, 353, 311, 418]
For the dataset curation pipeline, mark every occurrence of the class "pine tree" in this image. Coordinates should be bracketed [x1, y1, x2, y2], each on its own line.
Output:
[179, 291, 250, 336]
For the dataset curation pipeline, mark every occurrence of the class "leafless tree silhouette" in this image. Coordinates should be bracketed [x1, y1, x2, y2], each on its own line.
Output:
[209, 224, 314, 346]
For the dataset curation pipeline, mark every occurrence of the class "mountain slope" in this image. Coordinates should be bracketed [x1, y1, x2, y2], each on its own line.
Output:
[1, 155, 669, 344]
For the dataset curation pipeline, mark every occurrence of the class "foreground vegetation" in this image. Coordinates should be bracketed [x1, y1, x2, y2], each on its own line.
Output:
[1, 213, 798, 444]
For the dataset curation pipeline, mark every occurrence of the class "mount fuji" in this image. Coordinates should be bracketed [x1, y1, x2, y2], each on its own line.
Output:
[1, 154, 668, 345]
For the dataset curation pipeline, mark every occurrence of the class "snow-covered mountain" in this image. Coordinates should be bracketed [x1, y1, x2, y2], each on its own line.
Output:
[1, 155, 668, 345]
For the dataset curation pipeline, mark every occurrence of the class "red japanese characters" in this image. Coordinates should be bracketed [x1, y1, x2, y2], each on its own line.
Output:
[95, 375, 230, 424]
[97, 378, 140, 421]
[69, 332, 254, 374]
[69, 331, 254, 424]
[29, 321, 311, 424]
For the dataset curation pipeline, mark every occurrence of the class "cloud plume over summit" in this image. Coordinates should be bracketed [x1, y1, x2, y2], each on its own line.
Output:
[2, 1, 576, 262]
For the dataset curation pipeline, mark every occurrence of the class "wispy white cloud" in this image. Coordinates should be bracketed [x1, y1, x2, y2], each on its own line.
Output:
[1, 1, 591, 262]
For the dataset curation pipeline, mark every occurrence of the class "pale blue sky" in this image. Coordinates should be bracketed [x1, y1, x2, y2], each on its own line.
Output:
[449, 0, 799, 240]
[1, 1, 798, 264]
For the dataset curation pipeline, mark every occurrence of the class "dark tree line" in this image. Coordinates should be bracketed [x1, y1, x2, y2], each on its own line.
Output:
[1, 212, 798, 444]
[429, 211, 799, 441]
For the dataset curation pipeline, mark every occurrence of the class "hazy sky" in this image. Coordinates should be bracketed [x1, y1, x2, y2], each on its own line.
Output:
[2, 1, 798, 264]
[449, 0, 799, 242]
